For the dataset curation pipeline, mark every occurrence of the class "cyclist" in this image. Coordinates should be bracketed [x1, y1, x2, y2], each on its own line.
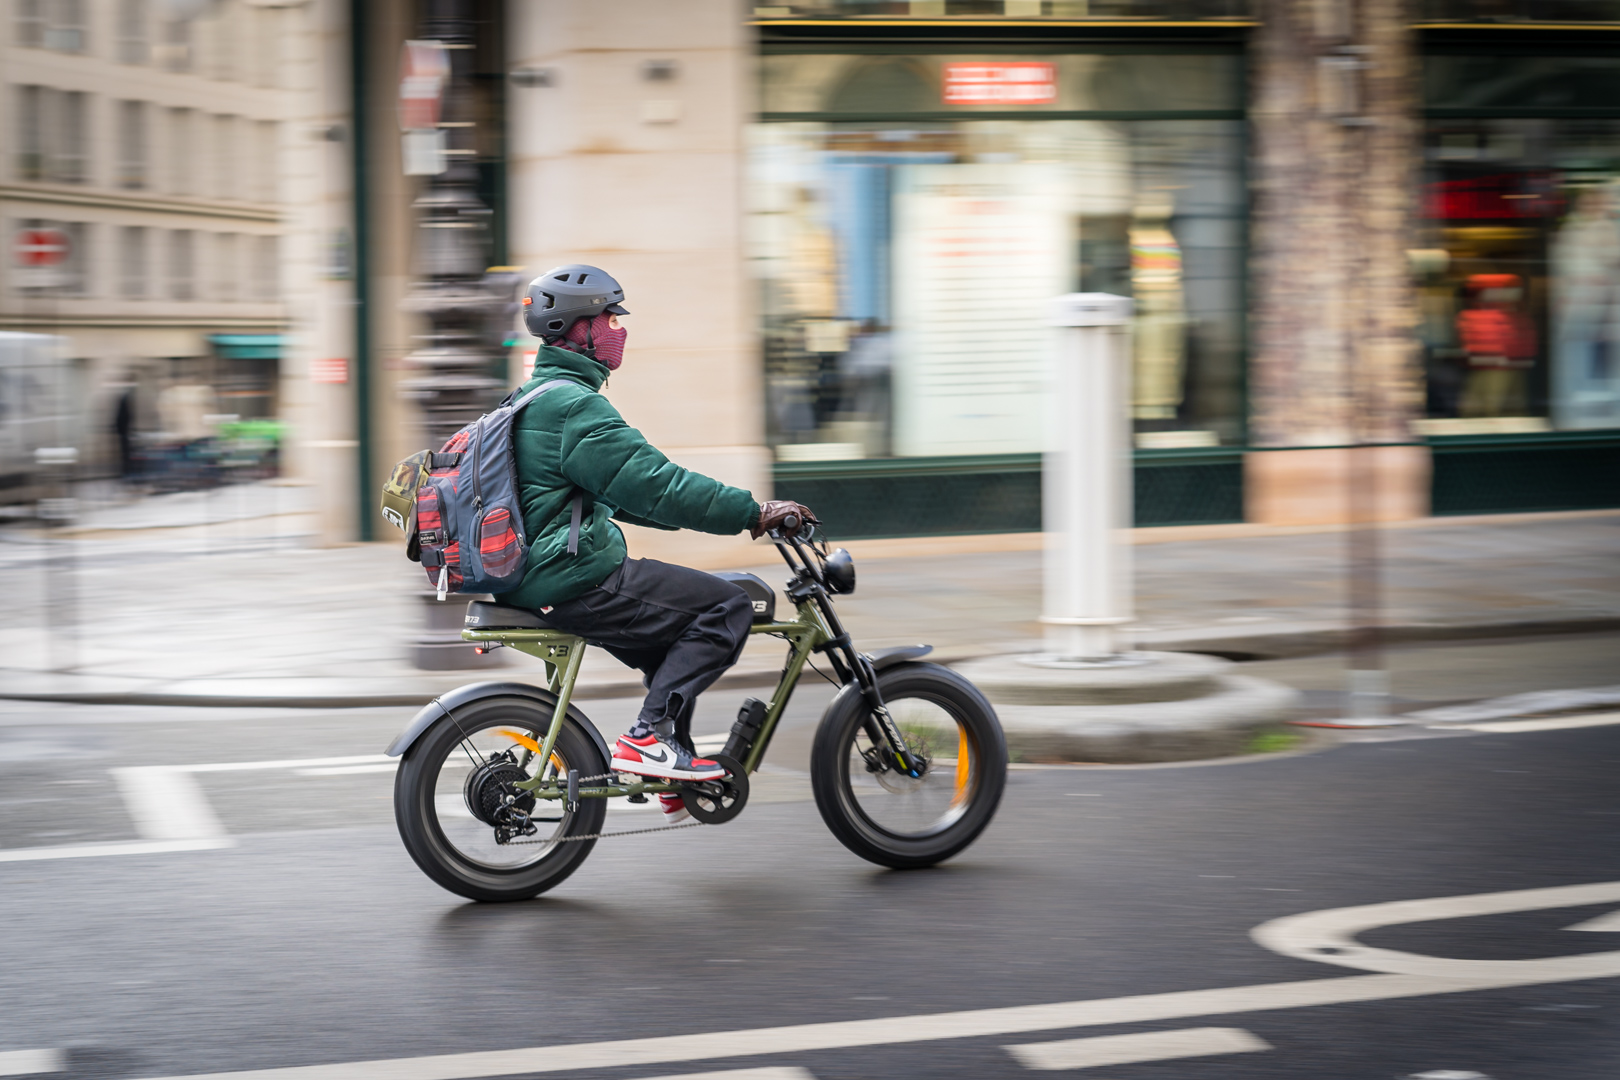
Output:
[499, 264, 815, 822]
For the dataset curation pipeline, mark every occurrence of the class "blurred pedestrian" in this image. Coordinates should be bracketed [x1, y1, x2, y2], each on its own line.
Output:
[1457, 273, 1536, 418]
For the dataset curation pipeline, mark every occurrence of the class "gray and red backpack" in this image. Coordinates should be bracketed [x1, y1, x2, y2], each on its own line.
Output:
[380, 379, 579, 599]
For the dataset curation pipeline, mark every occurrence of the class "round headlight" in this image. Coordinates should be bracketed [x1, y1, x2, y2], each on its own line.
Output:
[823, 548, 856, 595]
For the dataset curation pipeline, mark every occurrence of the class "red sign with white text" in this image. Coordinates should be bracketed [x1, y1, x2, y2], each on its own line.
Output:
[943, 63, 1057, 105]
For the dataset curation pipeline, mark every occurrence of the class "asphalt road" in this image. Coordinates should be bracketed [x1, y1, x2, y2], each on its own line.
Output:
[2, 640, 1619, 1080]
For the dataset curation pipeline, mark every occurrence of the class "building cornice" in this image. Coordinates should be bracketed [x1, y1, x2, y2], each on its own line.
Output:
[0, 186, 282, 224]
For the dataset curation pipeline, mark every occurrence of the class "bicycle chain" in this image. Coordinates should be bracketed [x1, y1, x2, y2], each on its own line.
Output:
[501, 771, 712, 845]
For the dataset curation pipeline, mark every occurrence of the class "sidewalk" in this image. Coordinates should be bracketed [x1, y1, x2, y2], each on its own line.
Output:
[0, 484, 1615, 708]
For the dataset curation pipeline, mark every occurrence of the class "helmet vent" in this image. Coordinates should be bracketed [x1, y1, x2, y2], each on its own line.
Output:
[553, 273, 570, 281]
[546, 318, 566, 331]
[576, 273, 590, 284]
[539, 292, 556, 310]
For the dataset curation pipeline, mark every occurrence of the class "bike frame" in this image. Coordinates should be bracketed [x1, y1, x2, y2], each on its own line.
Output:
[455, 533, 917, 805]
[458, 588, 830, 805]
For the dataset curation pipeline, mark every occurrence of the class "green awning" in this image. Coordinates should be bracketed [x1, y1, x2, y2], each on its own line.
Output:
[209, 334, 283, 360]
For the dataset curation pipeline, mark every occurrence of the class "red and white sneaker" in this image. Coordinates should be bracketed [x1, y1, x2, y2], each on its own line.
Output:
[611, 732, 727, 782]
[658, 793, 690, 824]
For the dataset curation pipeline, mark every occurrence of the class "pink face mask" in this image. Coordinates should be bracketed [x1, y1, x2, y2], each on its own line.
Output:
[564, 312, 628, 370]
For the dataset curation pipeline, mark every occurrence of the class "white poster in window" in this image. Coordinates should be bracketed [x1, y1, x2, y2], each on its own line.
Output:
[891, 162, 1073, 457]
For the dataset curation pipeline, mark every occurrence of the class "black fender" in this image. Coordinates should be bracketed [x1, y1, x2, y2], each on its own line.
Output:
[385, 681, 611, 763]
[866, 644, 932, 670]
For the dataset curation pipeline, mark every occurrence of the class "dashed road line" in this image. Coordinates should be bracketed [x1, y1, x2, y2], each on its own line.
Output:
[111, 767, 227, 842]
[1005, 1027, 1271, 1070]
[0, 755, 394, 863]
[0, 1048, 64, 1076]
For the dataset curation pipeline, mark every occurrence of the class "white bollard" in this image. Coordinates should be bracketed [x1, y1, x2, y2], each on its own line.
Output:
[1042, 294, 1134, 662]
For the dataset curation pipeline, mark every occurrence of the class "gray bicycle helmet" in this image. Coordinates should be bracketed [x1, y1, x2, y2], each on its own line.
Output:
[522, 264, 629, 338]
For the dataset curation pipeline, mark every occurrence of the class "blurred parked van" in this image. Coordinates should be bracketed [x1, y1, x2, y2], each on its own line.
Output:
[0, 333, 79, 505]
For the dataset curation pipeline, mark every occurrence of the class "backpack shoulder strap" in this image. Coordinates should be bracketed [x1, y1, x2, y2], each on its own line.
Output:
[511, 377, 587, 556]
[511, 378, 577, 412]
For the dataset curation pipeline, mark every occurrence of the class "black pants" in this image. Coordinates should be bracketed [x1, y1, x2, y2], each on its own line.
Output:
[541, 558, 753, 748]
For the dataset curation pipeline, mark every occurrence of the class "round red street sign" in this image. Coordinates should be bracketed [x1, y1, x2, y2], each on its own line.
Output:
[16, 228, 70, 268]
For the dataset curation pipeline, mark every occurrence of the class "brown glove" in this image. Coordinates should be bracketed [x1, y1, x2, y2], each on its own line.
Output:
[751, 500, 820, 540]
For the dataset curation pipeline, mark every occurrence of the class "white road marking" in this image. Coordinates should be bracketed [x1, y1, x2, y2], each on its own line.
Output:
[0, 755, 392, 863]
[110, 768, 228, 841]
[634, 1070, 813, 1080]
[0, 1048, 65, 1075]
[1564, 909, 1620, 932]
[184, 755, 393, 773]
[1442, 711, 1620, 734]
[118, 971, 1613, 1080]
[1253, 880, 1620, 979]
[1411, 686, 1620, 724]
[1005, 1027, 1270, 1070]
[0, 839, 232, 864]
[293, 763, 398, 777]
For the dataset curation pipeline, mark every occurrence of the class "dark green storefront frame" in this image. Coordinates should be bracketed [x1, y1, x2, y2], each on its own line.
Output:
[775, 432, 1620, 540]
[774, 447, 1246, 540]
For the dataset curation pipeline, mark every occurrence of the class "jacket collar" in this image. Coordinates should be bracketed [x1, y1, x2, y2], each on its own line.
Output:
[530, 343, 609, 391]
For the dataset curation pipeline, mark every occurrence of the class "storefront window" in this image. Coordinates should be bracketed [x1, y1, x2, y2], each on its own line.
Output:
[1419, 117, 1620, 433]
[752, 53, 1245, 460]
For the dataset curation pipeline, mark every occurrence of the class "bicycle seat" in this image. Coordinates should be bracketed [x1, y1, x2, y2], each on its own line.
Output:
[463, 601, 558, 630]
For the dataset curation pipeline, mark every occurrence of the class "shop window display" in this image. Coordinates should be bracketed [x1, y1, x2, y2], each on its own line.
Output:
[752, 53, 1245, 460]
[1419, 118, 1620, 432]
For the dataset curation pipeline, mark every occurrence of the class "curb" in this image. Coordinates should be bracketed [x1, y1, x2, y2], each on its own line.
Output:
[2, 615, 1614, 709]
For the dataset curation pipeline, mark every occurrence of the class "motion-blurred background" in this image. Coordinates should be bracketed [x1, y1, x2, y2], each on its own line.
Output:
[1, 0, 1617, 682]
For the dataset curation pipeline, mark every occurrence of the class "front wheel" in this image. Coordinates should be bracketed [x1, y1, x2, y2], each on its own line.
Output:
[394, 695, 608, 902]
[810, 663, 1007, 869]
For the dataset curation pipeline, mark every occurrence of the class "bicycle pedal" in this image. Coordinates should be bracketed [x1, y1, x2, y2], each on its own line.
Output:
[625, 792, 648, 804]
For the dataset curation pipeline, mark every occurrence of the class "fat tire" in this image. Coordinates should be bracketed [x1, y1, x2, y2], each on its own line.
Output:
[810, 662, 1007, 869]
[394, 695, 607, 902]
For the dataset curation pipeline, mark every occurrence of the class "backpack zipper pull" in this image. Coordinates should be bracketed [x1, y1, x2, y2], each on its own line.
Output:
[436, 565, 449, 601]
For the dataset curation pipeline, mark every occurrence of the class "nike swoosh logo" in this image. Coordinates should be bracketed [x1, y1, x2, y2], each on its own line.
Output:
[633, 743, 670, 764]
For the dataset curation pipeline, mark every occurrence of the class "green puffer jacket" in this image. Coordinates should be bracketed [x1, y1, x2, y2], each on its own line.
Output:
[494, 346, 760, 609]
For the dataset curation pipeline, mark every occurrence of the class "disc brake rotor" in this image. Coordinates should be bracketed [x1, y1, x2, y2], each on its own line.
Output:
[869, 733, 933, 794]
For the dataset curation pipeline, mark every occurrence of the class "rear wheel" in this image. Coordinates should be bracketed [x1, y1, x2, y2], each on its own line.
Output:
[394, 695, 607, 902]
[810, 663, 1006, 869]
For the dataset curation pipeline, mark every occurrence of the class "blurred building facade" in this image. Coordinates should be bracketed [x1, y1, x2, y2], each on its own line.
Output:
[11, 0, 1619, 552]
[1, 0, 302, 482]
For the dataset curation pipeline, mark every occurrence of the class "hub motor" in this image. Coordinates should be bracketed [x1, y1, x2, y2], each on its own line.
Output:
[464, 751, 537, 826]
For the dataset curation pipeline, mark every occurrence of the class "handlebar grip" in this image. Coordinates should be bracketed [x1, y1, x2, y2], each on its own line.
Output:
[782, 513, 800, 531]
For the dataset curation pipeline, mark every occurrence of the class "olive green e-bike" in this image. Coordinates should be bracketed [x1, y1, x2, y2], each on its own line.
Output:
[387, 518, 1008, 902]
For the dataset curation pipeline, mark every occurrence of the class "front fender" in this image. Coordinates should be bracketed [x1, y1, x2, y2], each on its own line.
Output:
[385, 681, 610, 764]
[866, 644, 932, 670]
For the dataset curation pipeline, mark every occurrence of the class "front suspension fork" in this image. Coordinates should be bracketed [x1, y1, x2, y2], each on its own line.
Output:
[814, 598, 922, 779]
